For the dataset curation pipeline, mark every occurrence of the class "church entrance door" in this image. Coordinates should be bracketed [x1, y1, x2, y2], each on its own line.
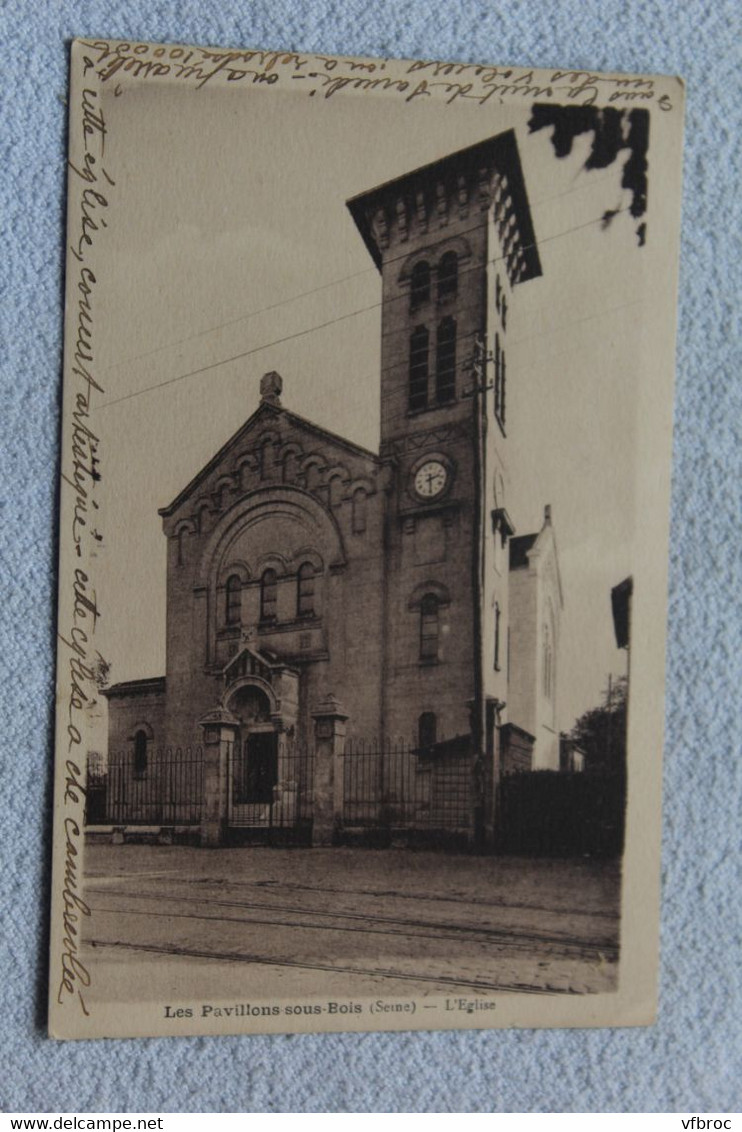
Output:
[236, 730, 278, 805]
[227, 684, 277, 827]
[224, 682, 312, 842]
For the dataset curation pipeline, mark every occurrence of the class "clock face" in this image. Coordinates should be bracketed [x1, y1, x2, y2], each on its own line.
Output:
[414, 460, 449, 500]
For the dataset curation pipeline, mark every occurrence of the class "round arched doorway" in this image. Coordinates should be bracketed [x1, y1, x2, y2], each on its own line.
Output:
[228, 684, 277, 806]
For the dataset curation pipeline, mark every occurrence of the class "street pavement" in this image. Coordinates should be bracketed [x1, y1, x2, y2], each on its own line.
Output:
[81, 844, 621, 1010]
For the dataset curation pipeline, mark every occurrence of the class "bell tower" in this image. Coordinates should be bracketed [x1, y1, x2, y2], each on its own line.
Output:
[347, 132, 541, 760]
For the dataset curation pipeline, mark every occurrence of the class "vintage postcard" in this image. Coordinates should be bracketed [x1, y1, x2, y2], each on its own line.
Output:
[49, 39, 684, 1039]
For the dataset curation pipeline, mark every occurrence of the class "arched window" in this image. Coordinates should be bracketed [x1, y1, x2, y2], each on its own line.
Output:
[329, 475, 345, 509]
[133, 729, 148, 778]
[282, 450, 298, 483]
[176, 527, 187, 567]
[305, 462, 322, 491]
[437, 251, 458, 301]
[418, 711, 437, 751]
[493, 336, 507, 427]
[409, 325, 429, 412]
[494, 601, 502, 671]
[500, 350, 506, 425]
[436, 317, 457, 404]
[225, 574, 242, 626]
[260, 568, 278, 622]
[542, 624, 553, 699]
[420, 594, 440, 661]
[352, 488, 367, 534]
[297, 562, 315, 618]
[258, 440, 272, 480]
[410, 260, 431, 310]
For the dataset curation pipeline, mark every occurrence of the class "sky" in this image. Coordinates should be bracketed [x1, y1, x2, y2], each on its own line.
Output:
[86, 72, 653, 738]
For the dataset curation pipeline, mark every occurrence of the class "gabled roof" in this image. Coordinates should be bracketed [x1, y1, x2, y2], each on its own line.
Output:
[509, 506, 564, 609]
[158, 399, 380, 519]
[223, 641, 283, 679]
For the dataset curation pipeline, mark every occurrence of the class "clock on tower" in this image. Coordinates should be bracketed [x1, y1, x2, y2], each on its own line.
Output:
[347, 130, 541, 753]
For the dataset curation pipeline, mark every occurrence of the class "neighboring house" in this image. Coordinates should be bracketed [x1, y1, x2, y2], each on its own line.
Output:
[102, 131, 563, 846]
[507, 508, 564, 771]
[559, 735, 587, 773]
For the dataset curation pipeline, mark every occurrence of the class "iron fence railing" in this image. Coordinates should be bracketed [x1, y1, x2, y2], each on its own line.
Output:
[343, 739, 472, 832]
[87, 746, 204, 826]
[227, 740, 314, 832]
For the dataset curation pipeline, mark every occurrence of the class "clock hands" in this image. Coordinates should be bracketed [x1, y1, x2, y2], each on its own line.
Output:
[415, 461, 448, 498]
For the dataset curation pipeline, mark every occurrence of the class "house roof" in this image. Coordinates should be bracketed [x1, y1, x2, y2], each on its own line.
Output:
[509, 508, 564, 608]
[500, 721, 536, 743]
[102, 676, 166, 699]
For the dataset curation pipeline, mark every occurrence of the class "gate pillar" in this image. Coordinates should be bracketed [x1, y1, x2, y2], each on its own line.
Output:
[311, 694, 349, 847]
[197, 706, 241, 847]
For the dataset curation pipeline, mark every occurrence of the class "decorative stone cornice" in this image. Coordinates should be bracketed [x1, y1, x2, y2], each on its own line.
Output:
[347, 130, 541, 287]
[379, 418, 471, 458]
[197, 705, 241, 728]
[311, 693, 349, 722]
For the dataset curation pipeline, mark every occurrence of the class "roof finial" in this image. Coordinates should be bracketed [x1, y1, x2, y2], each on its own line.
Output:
[260, 371, 283, 406]
[544, 503, 552, 525]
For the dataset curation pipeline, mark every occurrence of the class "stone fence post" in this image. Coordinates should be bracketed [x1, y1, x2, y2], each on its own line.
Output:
[311, 694, 349, 847]
[198, 707, 240, 848]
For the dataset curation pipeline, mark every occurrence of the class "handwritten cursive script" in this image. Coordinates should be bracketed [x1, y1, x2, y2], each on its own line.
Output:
[56, 51, 114, 1018]
[77, 40, 675, 111]
[57, 814, 92, 1015]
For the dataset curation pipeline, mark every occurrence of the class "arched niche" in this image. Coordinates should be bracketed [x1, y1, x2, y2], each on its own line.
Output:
[226, 680, 276, 723]
[197, 486, 346, 591]
[196, 487, 346, 661]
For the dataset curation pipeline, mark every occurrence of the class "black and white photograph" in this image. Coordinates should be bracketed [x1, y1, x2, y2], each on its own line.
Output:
[50, 40, 684, 1039]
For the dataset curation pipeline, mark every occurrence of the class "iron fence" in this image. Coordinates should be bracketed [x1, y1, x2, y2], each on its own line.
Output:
[227, 739, 314, 843]
[84, 768, 107, 825]
[343, 739, 472, 832]
[87, 737, 476, 844]
[90, 746, 204, 826]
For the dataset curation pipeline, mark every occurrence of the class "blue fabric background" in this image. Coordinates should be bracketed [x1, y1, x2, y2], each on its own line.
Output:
[1, 0, 740, 1113]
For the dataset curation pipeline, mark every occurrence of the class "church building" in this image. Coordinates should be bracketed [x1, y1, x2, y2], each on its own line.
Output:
[103, 130, 562, 847]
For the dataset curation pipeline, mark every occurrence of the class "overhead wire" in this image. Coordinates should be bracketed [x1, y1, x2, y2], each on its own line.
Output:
[102, 167, 618, 375]
[98, 201, 634, 411]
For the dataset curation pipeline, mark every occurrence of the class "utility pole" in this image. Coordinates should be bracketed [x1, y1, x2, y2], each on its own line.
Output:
[466, 333, 494, 848]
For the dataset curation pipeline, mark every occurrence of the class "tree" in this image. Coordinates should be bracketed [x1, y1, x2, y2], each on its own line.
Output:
[528, 105, 649, 246]
[568, 675, 628, 775]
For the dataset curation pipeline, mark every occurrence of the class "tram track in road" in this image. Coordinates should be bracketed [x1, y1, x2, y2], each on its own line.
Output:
[85, 884, 619, 961]
[86, 868, 620, 922]
[238, 876, 621, 922]
[85, 937, 578, 996]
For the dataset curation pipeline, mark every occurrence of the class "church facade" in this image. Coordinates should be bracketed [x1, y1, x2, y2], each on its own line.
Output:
[103, 130, 562, 847]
